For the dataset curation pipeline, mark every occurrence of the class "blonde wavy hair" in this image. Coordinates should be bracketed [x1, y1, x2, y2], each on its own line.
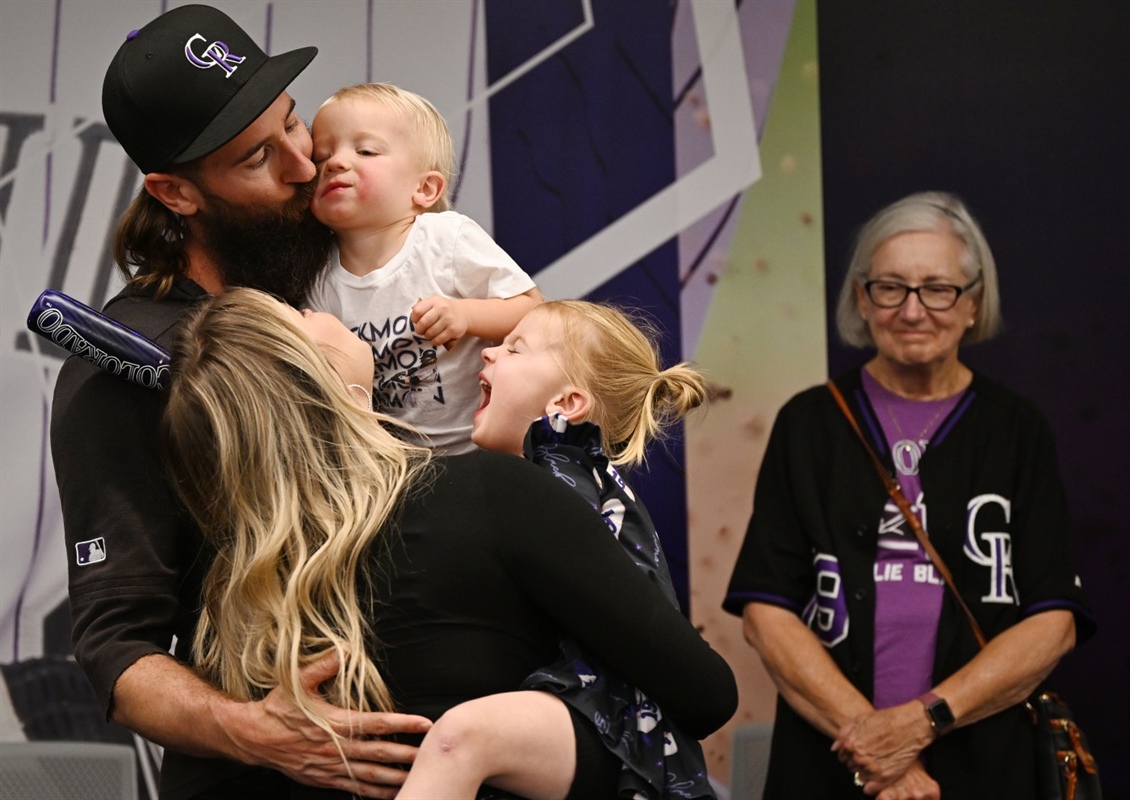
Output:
[537, 300, 706, 467]
[162, 288, 431, 737]
[322, 82, 457, 212]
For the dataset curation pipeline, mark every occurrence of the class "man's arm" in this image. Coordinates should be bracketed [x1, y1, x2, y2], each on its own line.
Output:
[115, 652, 431, 798]
[412, 288, 543, 347]
[53, 309, 430, 797]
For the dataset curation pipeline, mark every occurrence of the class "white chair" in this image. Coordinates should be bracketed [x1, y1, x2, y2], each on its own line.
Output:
[0, 741, 137, 800]
[729, 722, 773, 800]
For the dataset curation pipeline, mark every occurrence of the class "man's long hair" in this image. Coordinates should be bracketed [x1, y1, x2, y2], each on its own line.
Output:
[112, 187, 190, 300]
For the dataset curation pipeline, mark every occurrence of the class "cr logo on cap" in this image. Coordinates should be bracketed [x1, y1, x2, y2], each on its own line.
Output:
[184, 33, 245, 77]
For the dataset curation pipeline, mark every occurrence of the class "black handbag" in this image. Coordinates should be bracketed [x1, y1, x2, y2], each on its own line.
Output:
[1029, 690, 1101, 800]
[827, 380, 1102, 800]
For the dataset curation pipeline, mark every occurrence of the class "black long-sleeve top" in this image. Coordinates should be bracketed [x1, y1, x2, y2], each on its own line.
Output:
[372, 450, 737, 741]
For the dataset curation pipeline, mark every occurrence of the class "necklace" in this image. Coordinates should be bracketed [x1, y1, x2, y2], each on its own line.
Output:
[884, 397, 948, 477]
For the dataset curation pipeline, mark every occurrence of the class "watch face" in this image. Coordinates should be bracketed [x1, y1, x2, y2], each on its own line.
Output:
[928, 698, 956, 731]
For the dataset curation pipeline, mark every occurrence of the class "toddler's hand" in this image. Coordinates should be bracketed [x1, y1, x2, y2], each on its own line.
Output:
[412, 295, 465, 349]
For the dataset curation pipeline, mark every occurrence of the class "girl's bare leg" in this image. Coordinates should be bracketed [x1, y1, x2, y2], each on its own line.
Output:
[397, 690, 576, 800]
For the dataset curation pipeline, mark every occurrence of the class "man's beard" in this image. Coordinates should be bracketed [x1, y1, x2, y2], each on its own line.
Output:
[195, 182, 334, 306]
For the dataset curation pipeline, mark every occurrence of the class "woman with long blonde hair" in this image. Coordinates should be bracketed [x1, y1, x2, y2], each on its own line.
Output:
[162, 288, 736, 799]
[164, 288, 428, 727]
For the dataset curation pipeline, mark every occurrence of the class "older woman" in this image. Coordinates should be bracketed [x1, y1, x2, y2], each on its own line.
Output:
[724, 191, 1094, 799]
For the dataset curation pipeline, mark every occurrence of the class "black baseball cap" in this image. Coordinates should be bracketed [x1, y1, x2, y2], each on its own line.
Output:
[102, 4, 317, 174]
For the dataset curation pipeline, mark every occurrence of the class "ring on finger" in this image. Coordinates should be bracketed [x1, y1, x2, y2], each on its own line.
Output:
[853, 771, 864, 788]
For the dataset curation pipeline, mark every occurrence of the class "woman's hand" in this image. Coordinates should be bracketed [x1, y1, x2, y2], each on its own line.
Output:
[874, 761, 941, 800]
[832, 701, 934, 790]
[833, 609, 1077, 795]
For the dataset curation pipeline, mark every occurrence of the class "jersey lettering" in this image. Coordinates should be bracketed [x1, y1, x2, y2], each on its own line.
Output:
[803, 552, 849, 647]
[963, 493, 1017, 604]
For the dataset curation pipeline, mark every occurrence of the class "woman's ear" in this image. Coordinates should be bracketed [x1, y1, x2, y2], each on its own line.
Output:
[413, 171, 446, 209]
[144, 173, 203, 216]
[546, 387, 591, 423]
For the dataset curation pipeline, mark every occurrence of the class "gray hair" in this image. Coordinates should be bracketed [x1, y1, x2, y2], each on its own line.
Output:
[834, 191, 1002, 347]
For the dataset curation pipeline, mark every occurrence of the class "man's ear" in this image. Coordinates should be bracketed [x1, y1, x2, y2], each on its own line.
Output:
[143, 172, 203, 216]
[413, 171, 446, 210]
[546, 387, 591, 423]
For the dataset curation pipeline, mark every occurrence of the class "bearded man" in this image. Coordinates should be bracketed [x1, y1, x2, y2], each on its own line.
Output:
[51, 6, 429, 799]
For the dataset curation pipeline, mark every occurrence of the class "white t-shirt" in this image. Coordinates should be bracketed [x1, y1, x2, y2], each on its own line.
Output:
[308, 211, 536, 454]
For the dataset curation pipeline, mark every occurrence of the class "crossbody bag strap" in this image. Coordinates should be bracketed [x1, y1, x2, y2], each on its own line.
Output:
[826, 379, 988, 649]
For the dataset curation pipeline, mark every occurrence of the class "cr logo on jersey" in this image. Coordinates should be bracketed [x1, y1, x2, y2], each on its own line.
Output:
[184, 34, 246, 77]
[963, 493, 1017, 604]
[803, 552, 849, 647]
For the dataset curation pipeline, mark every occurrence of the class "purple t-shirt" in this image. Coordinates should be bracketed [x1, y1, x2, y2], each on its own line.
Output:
[862, 371, 962, 709]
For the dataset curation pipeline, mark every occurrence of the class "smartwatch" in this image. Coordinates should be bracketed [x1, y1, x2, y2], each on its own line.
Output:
[918, 691, 955, 736]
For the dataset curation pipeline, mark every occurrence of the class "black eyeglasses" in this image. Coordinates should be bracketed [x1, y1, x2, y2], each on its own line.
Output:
[864, 272, 983, 311]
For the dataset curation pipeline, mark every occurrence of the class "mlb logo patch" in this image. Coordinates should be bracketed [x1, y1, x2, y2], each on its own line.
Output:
[76, 538, 107, 566]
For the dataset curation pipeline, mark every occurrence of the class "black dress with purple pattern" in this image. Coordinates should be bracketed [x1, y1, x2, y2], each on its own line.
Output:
[518, 415, 714, 800]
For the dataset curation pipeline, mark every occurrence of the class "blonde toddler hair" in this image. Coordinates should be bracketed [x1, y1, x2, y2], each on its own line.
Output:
[323, 82, 456, 212]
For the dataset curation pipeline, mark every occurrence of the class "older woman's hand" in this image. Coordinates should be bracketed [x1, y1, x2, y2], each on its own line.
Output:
[831, 701, 935, 789]
[873, 762, 940, 800]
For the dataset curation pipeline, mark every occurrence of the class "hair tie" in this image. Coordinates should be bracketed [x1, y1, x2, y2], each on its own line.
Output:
[347, 384, 373, 412]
